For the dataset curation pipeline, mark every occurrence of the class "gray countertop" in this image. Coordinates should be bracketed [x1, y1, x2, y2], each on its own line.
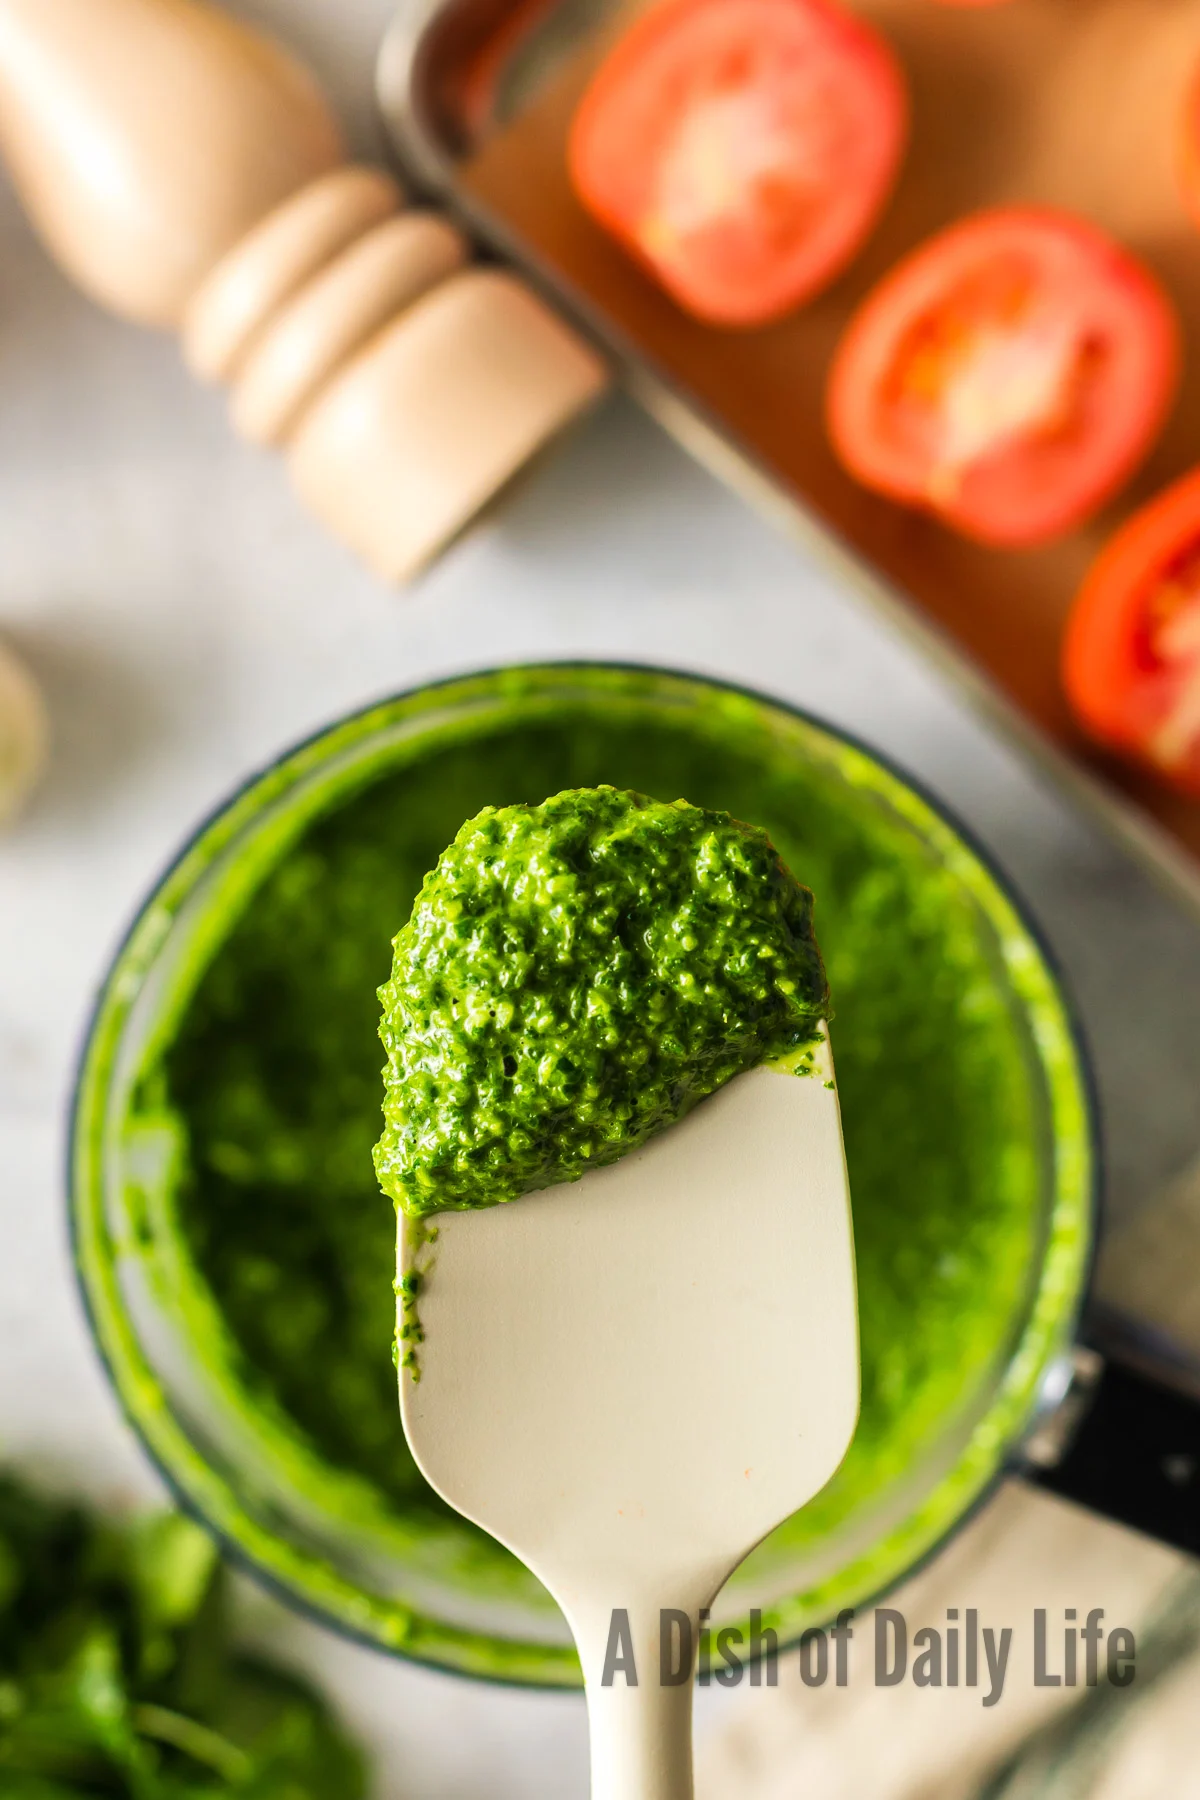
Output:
[3, 2, 1200, 1793]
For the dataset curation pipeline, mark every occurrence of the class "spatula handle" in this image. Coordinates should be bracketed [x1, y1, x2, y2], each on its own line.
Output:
[576, 1602, 698, 1800]
[585, 1672, 694, 1800]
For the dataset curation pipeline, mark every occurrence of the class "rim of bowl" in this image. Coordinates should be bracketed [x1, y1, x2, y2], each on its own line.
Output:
[68, 659, 1100, 1687]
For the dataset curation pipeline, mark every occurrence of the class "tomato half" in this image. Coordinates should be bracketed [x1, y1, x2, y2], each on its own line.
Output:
[826, 208, 1180, 548]
[1064, 469, 1200, 798]
[567, 0, 907, 328]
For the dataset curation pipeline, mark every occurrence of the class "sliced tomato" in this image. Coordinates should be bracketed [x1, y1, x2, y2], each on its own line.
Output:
[567, 0, 907, 328]
[826, 208, 1180, 547]
[1064, 469, 1200, 798]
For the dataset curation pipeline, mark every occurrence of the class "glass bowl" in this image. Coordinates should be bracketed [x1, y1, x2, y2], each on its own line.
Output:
[70, 663, 1096, 1685]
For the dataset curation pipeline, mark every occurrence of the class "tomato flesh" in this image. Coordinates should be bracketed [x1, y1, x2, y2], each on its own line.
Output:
[827, 209, 1179, 547]
[1064, 469, 1200, 797]
[568, 0, 907, 328]
[1143, 559, 1200, 780]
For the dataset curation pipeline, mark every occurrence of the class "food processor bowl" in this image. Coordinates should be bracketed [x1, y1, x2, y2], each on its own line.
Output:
[70, 663, 1096, 1684]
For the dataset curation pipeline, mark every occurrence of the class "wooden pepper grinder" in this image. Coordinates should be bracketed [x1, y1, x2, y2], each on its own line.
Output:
[0, 0, 609, 581]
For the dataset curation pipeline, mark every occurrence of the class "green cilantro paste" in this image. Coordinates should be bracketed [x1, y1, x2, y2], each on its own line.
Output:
[154, 695, 1049, 1591]
[375, 786, 828, 1218]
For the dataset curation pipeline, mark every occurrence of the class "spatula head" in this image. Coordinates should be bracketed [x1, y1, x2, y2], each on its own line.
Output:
[397, 1045, 858, 1618]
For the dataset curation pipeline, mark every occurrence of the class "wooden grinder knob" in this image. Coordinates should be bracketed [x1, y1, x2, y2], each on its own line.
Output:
[0, 0, 608, 581]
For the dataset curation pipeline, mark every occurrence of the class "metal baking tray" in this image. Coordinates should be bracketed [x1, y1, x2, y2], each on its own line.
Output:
[377, 0, 1200, 924]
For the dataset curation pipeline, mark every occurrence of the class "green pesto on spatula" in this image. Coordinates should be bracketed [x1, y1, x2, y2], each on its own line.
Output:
[374, 786, 828, 1219]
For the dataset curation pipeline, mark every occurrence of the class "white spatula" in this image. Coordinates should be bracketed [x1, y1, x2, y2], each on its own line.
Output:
[397, 1030, 858, 1800]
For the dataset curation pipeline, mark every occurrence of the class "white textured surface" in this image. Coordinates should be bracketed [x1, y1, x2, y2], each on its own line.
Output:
[2, 2, 1200, 1795]
[697, 1480, 1189, 1800]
